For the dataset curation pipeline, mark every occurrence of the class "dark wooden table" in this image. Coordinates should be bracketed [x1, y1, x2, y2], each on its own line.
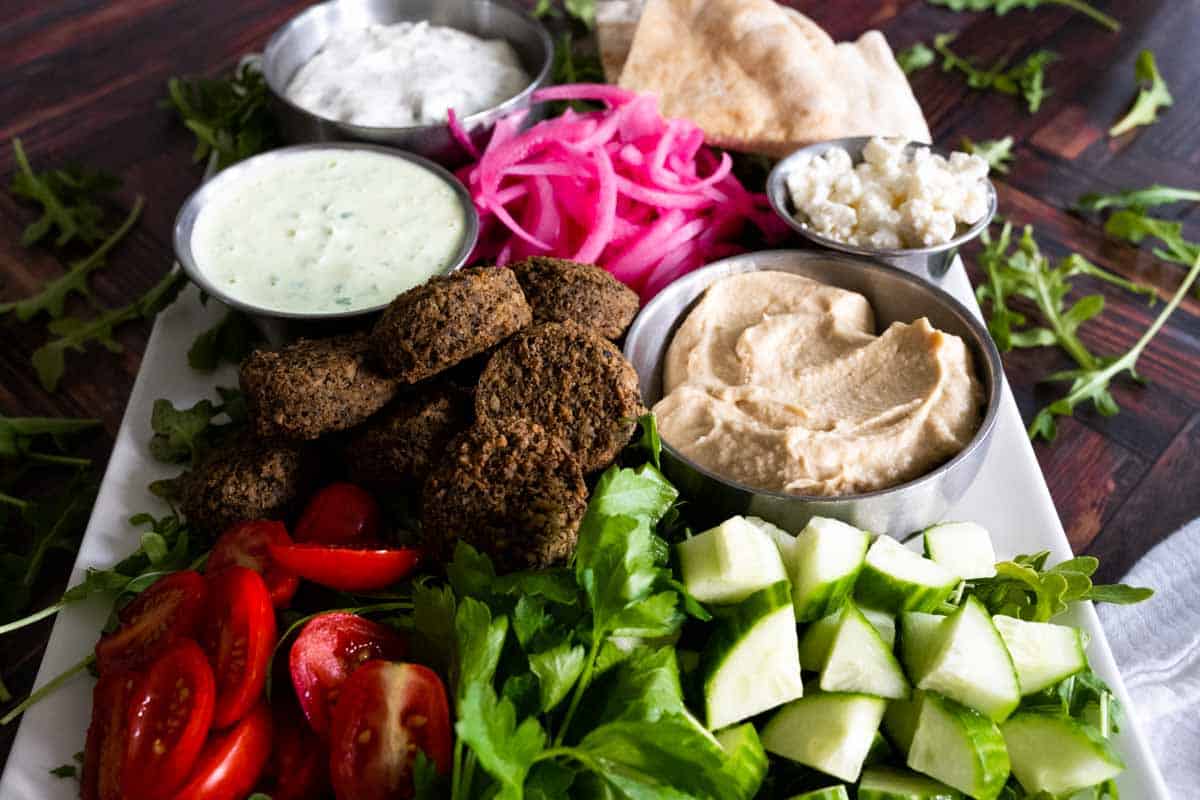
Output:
[2, 0, 1198, 772]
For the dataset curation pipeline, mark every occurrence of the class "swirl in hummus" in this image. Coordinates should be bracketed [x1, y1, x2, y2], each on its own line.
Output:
[653, 271, 984, 496]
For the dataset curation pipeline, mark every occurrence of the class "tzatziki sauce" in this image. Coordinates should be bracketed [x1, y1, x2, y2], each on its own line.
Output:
[190, 148, 468, 315]
[285, 21, 531, 127]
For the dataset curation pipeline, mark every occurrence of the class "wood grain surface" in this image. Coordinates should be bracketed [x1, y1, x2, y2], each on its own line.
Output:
[1, 0, 1198, 772]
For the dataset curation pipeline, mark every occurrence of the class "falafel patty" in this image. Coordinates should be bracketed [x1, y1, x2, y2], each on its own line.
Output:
[180, 436, 316, 535]
[475, 321, 644, 473]
[422, 418, 587, 572]
[370, 267, 532, 383]
[240, 332, 399, 441]
[344, 382, 472, 489]
[509, 257, 640, 339]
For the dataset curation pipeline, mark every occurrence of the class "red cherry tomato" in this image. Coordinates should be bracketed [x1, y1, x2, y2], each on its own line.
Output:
[174, 701, 274, 800]
[95, 570, 208, 674]
[329, 661, 452, 800]
[202, 566, 277, 729]
[259, 701, 329, 800]
[269, 544, 420, 592]
[82, 672, 135, 800]
[121, 639, 216, 800]
[207, 520, 300, 608]
[289, 612, 406, 736]
[294, 483, 382, 545]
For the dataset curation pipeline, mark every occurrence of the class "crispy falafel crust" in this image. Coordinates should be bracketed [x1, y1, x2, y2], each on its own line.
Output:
[509, 257, 640, 339]
[370, 267, 532, 383]
[240, 332, 399, 441]
[475, 321, 644, 473]
[422, 419, 587, 572]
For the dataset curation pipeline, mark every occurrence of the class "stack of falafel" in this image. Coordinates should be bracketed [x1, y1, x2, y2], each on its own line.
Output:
[181, 258, 644, 573]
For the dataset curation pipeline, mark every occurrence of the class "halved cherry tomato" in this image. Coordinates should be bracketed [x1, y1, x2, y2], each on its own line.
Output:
[289, 612, 406, 736]
[82, 672, 135, 800]
[175, 701, 273, 800]
[202, 566, 277, 729]
[258, 701, 329, 800]
[269, 544, 420, 592]
[329, 661, 452, 800]
[122, 639, 216, 800]
[207, 520, 300, 608]
[294, 482, 381, 545]
[95, 570, 208, 674]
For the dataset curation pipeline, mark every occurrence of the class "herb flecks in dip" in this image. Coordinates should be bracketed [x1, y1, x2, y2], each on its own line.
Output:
[285, 21, 531, 128]
[190, 149, 467, 315]
[653, 271, 984, 496]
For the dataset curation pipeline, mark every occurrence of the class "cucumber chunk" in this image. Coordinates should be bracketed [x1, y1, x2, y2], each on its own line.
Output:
[882, 695, 922, 755]
[746, 516, 798, 562]
[862, 606, 897, 649]
[787, 517, 871, 621]
[799, 611, 841, 672]
[907, 692, 1010, 800]
[859, 766, 964, 799]
[716, 723, 768, 799]
[992, 615, 1087, 695]
[899, 612, 947, 684]
[702, 581, 804, 729]
[917, 598, 1019, 722]
[1002, 712, 1124, 795]
[855, 536, 959, 613]
[922, 522, 997, 580]
[818, 603, 910, 699]
[761, 691, 887, 783]
[865, 730, 894, 767]
[677, 516, 788, 605]
[787, 787, 850, 800]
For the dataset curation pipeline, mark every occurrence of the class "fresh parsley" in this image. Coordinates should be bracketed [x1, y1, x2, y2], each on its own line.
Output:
[1110, 50, 1172, 137]
[165, 59, 279, 171]
[962, 136, 1016, 174]
[934, 33, 1057, 113]
[897, 42, 936, 75]
[927, 0, 1120, 33]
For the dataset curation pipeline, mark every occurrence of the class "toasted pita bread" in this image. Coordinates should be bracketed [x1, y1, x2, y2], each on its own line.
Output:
[616, 0, 931, 156]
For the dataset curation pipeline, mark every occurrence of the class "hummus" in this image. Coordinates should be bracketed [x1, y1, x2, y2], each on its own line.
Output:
[653, 271, 984, 496]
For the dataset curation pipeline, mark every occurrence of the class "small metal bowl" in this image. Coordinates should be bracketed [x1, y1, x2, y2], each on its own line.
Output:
[766, 136, 997, 282]
[262, 0, 553, 165]
[623, 250, 1002, 538]
[173, 142, 479, 337]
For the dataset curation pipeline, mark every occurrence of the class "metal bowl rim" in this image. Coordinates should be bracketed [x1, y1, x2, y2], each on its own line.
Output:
[766, 135, 999, 257]
[261, 0, 554, 136]
[172, 142, 480, 321]
[624, 248, 1003, 506]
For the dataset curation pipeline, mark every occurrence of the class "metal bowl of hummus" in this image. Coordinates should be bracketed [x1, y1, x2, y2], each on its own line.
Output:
[623, 250, 1002, 538]
[262, 0, 553, 164]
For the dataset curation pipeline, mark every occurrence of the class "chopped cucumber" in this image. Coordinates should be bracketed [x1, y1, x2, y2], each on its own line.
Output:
[992, 616, 1087, 695]
[859, 766, 964, 799]
[761, 691, 887, 783]
[818, 603, 910, 699]
[799, 611, 841, 672]
[922, 522, 997, 580]
[907, 692, 1010, 800]
[702, 581, 804, 729]
[855, 536, 959, 613]
[865, 730, 894, 767]
[1002, 712, 1124, 795]
[786, 517, 871, 622]
[746, 515, 798, 562]
[899, 612, 947, 684]
[787, 787, 850, 800]
[917, 598, 1019, 722]
[677, 516, 788, 604]
[862, 606, 897, 648]
[882, 695, 922, 755]
[716, 723, 769, 799]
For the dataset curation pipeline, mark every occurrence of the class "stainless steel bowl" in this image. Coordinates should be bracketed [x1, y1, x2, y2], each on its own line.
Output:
[262, 0, 553, 164]
[766, 137, 998, 282]
[623, 250, 1002, 538]
[173, 142, 479, 333]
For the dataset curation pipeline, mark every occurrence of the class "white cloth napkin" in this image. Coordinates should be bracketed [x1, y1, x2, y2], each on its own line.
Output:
[1097, 518, 1200, 798]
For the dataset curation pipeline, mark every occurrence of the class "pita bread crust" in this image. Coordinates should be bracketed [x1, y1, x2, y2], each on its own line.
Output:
[617, 0, 931, 156]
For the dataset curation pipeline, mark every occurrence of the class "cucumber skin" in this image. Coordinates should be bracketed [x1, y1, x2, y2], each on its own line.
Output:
[907, 692, 1010, 800]
[1001, 712, 1125, 795]
[795, 570, 862, 623]
[859, 766, 964, 800]
[854, 562, 957, 613]
[716, 723, 769, 799]
[819, 603, 911, 700]
[786, 787, 851, 800]
[917, 598, 1020, 723]
[799, 612, 841, 672]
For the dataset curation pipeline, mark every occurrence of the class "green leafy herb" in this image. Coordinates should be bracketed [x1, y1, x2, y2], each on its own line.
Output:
[1103, 209, 1200, 267]
[897, 42, 936, 75]
[49, 752, 82, 780]
[1110, 50, 1172, 137]
[187, 308, 263, 372]
[0, 417, 99, 462]
[926, 0, 1120, 33]
[532, 0, 597, 28]
[8, 139, 121, 249]
[1078, 184, 1200, 214]
[148, 387, 246, 466]
[970, 550, 1152, 622]
[934, 34, 1057, 113]
[962, 136, 1016, 174]
[548, 32, 605, 95]
[165, 59, 279, 171]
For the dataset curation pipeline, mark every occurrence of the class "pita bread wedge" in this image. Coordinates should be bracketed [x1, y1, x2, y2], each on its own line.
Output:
[617, 0, 931, 156]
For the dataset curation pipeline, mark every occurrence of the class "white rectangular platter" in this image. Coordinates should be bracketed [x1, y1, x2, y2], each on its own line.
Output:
[0, 262, 1171, 799]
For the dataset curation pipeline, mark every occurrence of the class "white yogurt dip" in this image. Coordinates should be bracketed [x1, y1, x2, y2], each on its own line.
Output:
[190, 149, 468, 315]
[285, 21, 531, 127]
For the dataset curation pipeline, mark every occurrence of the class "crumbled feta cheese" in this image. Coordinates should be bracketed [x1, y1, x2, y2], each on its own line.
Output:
[806, 201, 858, 242]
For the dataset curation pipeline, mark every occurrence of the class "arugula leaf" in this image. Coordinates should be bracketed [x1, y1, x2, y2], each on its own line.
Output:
[1103, 209, 1200, 268]
[187, 308, 262, 372]
[8, 139, 121, 249]
[933, 34, 1057, 113]
[0, 416, 98, 461]
[165, 60, 279, 171]
[962, 136, 1015, 174]
[148, 387, 246, 466]
[897, 42, 936, 75]
[1110, 50, 1172, 137]
[926, 0, 1121, 32]
[969, 551, 1153, 621]
[1077, 184, 1200, 214]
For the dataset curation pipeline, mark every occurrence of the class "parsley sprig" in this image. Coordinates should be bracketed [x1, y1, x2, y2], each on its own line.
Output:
[164, 59, 279, 171]
[1109, 50, 1172, 137]
[927, 0, 1120, 33]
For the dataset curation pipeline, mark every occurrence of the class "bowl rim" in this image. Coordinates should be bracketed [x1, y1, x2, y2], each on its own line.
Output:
[766, 135, 998, 257]
[624, 248, 1003, 506]
[172, 142, 480, 321]
[261, 0, 554, 136]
